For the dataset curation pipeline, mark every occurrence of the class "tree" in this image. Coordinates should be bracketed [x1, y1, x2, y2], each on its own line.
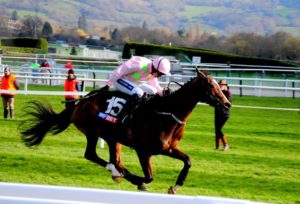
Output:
[282, 38, 300, 60]
[110, 28, 120, 41]
[177, 28, 186, 38]
[21, 16, 43, 37]
[142, 21, 148, 29]
[197, 35, 225, 51]
[78, 13, 88, 31]
[0, 15, 10, 37]
[70, 46, 77, 55]
[11, 10, 19, 21]
[41, 21, 53, 37]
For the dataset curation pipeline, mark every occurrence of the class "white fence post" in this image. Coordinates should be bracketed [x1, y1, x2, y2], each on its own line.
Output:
[284, 79, 288, 97]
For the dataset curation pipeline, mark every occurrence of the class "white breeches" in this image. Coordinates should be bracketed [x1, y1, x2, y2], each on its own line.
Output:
[113, 78, 157, 97]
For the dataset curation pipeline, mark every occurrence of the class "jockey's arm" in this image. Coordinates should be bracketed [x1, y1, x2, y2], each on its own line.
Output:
[148, 77, 163, 96]
[106, 67, 122, 87]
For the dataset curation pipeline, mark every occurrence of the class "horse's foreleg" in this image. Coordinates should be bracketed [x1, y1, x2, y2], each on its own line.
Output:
[162, 148, 191, 194]
[107, 142, 146, 187]
[136, 152, 153, 191]
[84, 133, 108, 168]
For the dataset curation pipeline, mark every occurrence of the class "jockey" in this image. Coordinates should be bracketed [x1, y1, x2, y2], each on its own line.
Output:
[102, 56, 171, 98]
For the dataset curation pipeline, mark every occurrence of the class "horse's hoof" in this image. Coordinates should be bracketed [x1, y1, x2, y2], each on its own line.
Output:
[138, 183, 147, 191]
[112, 176, 122, 183]
[167, 186, 176, 194]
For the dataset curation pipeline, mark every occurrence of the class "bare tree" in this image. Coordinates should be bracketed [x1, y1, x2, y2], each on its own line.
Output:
[20, 15, 43, 37]
[282, 38, 300, 60]
[0, 15, 10, 37]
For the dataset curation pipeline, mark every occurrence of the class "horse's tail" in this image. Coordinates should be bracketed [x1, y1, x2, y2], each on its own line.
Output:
[20, 100, 74, 147]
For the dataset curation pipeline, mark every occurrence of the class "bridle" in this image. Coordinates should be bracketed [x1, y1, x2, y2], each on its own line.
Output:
[166, 81, 183, 89]
[195, 76, 222, 108]
[203, 79, 228, 110]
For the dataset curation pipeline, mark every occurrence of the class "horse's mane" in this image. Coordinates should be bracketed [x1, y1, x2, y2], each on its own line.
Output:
[171, 70, 208, 95]
[141, 73, 206, 109]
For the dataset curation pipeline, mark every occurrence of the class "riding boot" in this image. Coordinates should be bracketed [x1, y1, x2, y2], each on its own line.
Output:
[9, 108, 14, 119]
[4, 108, 8, 119]
[120, 94, 140, 124]
[127, 94, 140, 111]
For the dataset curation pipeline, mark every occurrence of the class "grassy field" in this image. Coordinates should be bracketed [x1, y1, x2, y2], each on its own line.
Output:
[0, 92, 300, 204]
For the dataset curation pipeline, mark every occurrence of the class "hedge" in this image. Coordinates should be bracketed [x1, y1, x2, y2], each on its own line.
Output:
[122, 42, 297, 67]
[0, 37, 48, 54]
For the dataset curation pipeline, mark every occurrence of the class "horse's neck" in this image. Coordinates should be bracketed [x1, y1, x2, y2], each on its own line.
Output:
[165, 89, 199, 119]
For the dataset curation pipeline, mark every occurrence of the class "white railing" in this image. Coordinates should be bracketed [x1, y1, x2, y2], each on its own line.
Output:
[1, 61, 300, 98]
[1, 69, 299, 98]
[1, 55, 121, 69]
[0, 182, 267, 204]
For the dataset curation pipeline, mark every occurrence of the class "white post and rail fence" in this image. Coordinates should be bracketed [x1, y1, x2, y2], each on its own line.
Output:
[1, 65, 299, 98]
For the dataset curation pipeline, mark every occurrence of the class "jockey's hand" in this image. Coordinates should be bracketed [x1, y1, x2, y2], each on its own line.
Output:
[100, 85, 109, 91]
[163, 87, 172, 96]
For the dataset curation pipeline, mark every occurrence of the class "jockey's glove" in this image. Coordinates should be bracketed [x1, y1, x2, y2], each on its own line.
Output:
[163, 87, 172, 96]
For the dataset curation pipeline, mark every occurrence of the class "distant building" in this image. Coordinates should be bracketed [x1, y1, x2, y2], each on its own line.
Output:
[7, 19, 23, 33]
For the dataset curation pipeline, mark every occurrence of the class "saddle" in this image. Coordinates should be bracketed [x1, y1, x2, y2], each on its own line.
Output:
[97, 91, 151, 125]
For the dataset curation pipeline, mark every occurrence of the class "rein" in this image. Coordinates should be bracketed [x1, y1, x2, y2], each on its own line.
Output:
[155, 81, 186, 125]
[167, 81, 183, 89]
[155, 111, 186, 125]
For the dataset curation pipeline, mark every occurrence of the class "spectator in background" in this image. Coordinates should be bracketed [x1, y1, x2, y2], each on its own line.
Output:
[40, 60, 51, 73]
[40, 60, 51, 84]
[214, 79, 232, 151]
[64, 60, 74, 69]
[1, 66, 20, 119]
[31, 60, 40, 83]
[64, 69, 80, 109]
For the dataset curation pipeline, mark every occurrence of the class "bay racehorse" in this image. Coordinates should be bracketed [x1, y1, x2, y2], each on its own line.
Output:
[20, 69, 231, 194]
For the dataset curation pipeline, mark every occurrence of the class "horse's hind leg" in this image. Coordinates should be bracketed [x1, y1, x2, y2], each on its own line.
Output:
[106, 142, 124, 182]
[84, 132, 108, 168]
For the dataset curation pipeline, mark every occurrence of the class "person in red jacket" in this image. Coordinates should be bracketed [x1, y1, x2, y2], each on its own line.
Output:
[64, 69, 80, 109]
[1, 66, 20, 119]
[64, 60, 74, 69]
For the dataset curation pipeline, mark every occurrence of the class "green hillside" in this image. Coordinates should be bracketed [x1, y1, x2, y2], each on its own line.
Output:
[0, 0, 300, 36]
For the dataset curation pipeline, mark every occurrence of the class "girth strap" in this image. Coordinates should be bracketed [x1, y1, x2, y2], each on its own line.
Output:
[155, 111, 186, 125]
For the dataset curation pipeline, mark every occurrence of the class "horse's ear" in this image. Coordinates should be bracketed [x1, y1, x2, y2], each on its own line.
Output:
[196, 69, 206, 78]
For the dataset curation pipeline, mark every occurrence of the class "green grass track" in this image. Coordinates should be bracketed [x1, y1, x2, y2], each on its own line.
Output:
[0, 92, 299, 204]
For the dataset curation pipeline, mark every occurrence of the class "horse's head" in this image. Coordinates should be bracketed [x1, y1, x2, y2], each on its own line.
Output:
[195, 69, 231, 110]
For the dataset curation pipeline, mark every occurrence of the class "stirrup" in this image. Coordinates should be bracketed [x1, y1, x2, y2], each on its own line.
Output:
[121, 115, 129, 124]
